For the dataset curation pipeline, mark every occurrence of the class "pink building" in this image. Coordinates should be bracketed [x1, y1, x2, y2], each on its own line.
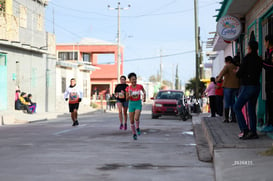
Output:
[56, 38, 124, 100]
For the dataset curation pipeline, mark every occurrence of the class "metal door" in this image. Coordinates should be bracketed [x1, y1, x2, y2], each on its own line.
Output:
[0, 54, 7, 110]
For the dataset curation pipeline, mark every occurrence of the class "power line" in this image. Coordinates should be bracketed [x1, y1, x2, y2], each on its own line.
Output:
[122, 50, 195, 63]
[48, 1, 217, 18]
[44, 1, 217, 41]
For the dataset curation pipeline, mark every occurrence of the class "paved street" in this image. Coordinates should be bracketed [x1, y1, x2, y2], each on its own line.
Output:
[0, 104, 214, 181]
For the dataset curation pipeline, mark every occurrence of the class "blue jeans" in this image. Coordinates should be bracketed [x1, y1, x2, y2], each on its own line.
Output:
[224, 88, 238, 109]
[233, 85, 260, 132]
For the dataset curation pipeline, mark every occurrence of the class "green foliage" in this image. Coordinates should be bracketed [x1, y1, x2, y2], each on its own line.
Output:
[149, 73, 173, 89]
[149, 73, 160, 82]
[260, 147, 273, 156]
[90, 102, 99, 109]
[185, 78, 206, 97]
[162, 80, 172, 89]
[0, 0, 5, 12]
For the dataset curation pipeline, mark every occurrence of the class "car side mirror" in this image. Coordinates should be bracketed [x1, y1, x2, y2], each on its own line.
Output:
[150, 97, 154, 100]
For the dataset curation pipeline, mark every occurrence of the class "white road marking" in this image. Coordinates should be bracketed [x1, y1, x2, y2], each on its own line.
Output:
[53, 124, 87, 136]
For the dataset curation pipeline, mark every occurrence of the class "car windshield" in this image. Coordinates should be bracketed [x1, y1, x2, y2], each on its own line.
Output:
[156, 91, 183, 100]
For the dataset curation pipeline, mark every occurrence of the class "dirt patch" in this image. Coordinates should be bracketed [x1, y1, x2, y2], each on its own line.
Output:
[260, 147, 273, 156]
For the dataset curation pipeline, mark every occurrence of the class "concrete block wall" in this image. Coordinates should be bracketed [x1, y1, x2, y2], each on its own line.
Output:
[246, 0, 273, 27]
[46, 55, 57, 112]
[244, 0, 273, 47]
[0, 44, 56, 113]
[14, 0, 47, 48]
[212, 50, 225, 77]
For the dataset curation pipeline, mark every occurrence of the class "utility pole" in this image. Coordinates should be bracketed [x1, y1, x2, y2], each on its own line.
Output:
[160, 49, 163, 85]
[172, 64, 174, 89]
[108, 2, 130, 83]
[53, 8, 55, 34]
[194, 0, 200, 98]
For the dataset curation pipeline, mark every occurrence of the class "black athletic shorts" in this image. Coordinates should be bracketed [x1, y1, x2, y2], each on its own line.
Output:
[69, 103, 79, 113]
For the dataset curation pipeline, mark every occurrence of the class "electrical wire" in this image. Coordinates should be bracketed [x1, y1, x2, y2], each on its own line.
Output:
[121, 50, 195, 63]
[48, 1, 217, 18]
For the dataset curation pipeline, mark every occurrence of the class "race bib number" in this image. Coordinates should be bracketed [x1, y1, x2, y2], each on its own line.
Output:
[118, 92, 125, 99]
[131, 91, 140, 99]
[69, 92, 79, 104]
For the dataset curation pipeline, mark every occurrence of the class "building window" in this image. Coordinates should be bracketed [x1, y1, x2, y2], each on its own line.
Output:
[95, 53, 115, 64]
[31, 68, 37, 87]
[37, 14, 43, 31]
[19, 5, 27, 28]
[91, 84, 110, 100]
[0, 53, 6, 66]
[261, 14, 273, 59]
[58, 52, 78, 61]
[62, 77, 66, 93]
[83, 53, 90, 63]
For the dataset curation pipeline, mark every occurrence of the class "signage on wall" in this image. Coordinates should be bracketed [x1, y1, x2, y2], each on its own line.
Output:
[217, 15, 242, 41]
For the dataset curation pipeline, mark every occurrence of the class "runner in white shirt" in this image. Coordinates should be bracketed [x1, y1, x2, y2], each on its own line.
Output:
[64, 78, 83, 126]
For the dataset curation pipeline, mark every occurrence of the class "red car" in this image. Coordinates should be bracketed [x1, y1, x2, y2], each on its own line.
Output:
[151, 90, 184, 119]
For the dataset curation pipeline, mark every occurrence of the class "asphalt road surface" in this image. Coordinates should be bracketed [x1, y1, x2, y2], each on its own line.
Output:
[0, 104, 214, 181]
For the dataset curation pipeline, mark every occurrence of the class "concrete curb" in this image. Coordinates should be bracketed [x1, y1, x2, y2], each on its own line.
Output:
[193, 123, 213, 162]
[199, 115, 273, 181]
[28, 119, 48, 124]
[201, 117, 216, 158]
[0, 107, 98, 125]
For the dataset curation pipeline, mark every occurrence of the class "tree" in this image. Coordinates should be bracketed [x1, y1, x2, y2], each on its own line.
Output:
[175, 64, 179, 90]
[185, 78, 206, 97]
[0, 0, 5, 12]
[162, 80, 172, 88]
[149, 72, 160, 82]
[149, 73, 172, 89]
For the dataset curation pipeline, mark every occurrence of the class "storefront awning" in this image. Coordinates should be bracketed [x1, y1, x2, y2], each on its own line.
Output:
[56, 61, 100, 71]
[216, 0, 258, 21]
[213, 35, 229, 51]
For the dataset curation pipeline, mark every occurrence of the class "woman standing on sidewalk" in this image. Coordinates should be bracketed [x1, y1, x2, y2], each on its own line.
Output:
[204, 77, 216, 117]
[126, 72, 146, 140]
[234, 41, 262, 139]
[216, 56, 240, 123]
[114, 75, 129, 130]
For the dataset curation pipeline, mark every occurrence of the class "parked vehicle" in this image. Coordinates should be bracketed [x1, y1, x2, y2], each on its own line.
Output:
[151, 90, 184, 119]
[177, 98, 192, 121]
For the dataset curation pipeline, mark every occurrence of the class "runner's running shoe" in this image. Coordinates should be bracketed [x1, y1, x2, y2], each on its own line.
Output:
[136, 128, 141, 136]
[260, 125, 273, 132]
[133, 134, 137, 140]
[124, 123, 127, 130]
[72, 121, 76, 126]
[120, 124, 123, 130]
[238, 132, 243, 138]
[75, 120, 79, 126]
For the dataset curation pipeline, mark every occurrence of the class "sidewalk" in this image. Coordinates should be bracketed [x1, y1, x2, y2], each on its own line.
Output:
[194, 113, 273, 181]
[0, 105, 96, 125]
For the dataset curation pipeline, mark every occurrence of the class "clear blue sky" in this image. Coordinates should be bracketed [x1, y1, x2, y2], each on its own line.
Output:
[46, 0, 220, 86]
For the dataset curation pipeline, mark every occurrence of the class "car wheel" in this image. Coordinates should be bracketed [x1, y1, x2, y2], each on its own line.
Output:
[181, 116, 187, 121]
[152, 114, 159, 119]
